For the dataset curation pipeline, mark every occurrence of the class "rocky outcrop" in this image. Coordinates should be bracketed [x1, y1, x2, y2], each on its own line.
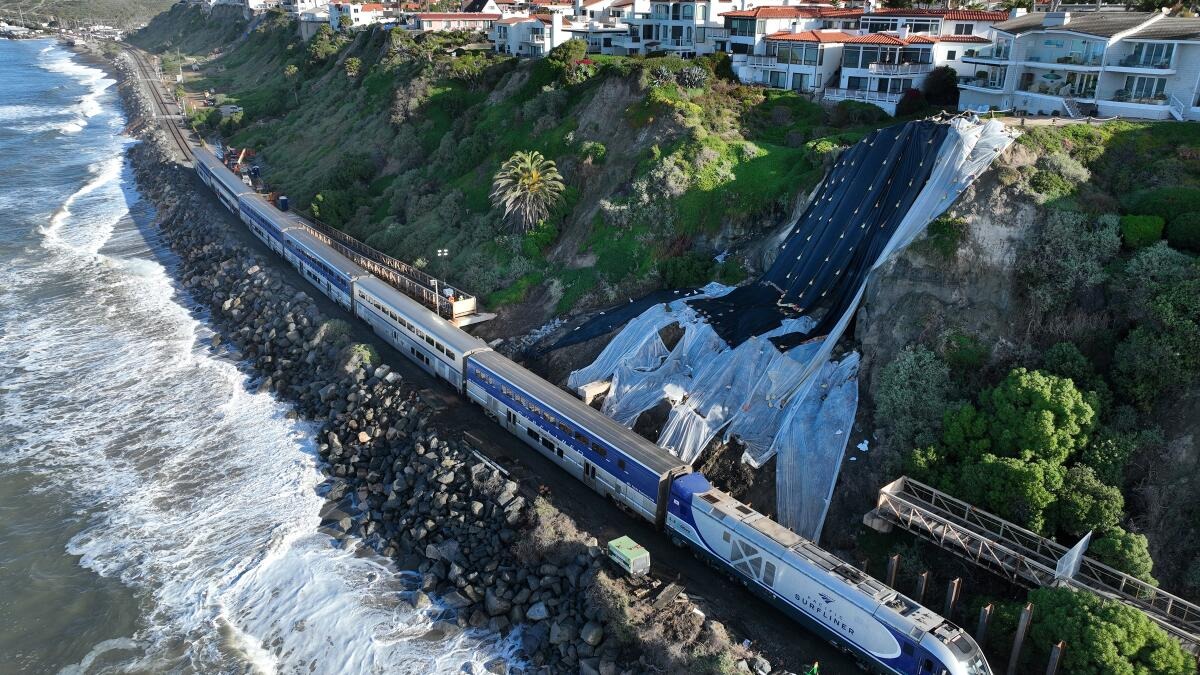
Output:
[856, 144, 1041, 398]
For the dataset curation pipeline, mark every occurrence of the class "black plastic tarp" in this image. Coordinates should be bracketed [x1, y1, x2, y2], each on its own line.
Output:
[690, 120, 951, 347]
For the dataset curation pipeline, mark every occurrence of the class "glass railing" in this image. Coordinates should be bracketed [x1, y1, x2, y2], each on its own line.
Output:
[1023, 52, 1103, 66]
[1107, 54, 1173, 69]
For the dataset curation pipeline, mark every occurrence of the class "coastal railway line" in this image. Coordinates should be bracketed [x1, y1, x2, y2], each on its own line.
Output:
[134, 42, 993, 675]
[122, 45, 192, 163]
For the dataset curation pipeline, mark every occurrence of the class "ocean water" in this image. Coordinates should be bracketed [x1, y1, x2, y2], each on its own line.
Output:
[0, 40, 511, 674]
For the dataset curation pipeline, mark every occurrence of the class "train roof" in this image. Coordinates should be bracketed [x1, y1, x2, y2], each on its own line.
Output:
[695, 486, 946, 633]
[195, 146, 252, 198]
[470, 349, 687, 477]
[286, 226, 372, 279]
[355, 275, 490, 356]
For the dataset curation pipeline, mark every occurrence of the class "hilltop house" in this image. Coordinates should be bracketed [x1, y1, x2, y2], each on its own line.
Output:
[958, 10, 1200, 120]
[730, 7, 1004, 113]
[607, 0, 797, 57]
[329, 2, 389, 29]
[491, 13, 574, 55]
[413, 11, 503, 30]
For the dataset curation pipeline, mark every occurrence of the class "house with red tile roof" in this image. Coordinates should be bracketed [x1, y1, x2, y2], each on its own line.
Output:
[490, 13, 576, 56]
[606, 0, 827, 57]
[413, 11, 503, 30]
[735, 29, 855, 91]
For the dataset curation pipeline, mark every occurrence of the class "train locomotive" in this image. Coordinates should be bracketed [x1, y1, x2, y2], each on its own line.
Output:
[191, 146, 992, 675]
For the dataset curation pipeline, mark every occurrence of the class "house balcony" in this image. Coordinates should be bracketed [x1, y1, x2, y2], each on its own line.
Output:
[706, 27, 729, 39]
[868, 62, 932, 75]
[962, 46, 1011, 64]
[746, 54, 777, 67]
[1104, 54, 1176, 75]
[1020, 52, 1104, 70]
[822, 87, 901, 104]
[661, 38, 695, 49]
[958, 77, 1004, 93]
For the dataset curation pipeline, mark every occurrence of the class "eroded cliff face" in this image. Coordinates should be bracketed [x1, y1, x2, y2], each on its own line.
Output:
[856, 143, 1041, 399]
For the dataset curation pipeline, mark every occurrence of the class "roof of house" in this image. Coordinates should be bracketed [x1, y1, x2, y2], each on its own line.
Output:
[496, 13, 552, 23]
[333, 2, 386, 9]
[1119, 16, 1200, 41]
[993, 11, 1156, 37]
[863, 8, 1008, 21]
[721, 5, 861, 19]
[765, 29, 854, 42]
[935, 34, 990, 43]
[415, 11, 501, 19]
[460, 0, 494, 12]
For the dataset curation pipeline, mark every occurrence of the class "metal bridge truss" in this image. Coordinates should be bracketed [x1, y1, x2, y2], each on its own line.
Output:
[866, 476, 1200, 655]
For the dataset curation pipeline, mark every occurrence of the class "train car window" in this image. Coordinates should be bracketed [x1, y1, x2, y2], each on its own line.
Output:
[722, 531, 731, 543]
[556, 448, 564, 459]
[448, 353, 456, 361]
[425, 336, 435, 347]
[526, 428, 540, 441]
[921, 659, 933, 673]
[540, 438, 554, 451]
[574, 432, 587, 443]
[557, 422, 572, 435]
[763, 562, 776, 586]
[617, 459, 626, 472]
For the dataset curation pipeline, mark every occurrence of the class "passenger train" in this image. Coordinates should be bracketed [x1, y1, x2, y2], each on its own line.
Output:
[192, 146, 992, 675]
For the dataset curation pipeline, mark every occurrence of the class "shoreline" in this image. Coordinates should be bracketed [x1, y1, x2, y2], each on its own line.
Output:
[103, 45, 786, 675]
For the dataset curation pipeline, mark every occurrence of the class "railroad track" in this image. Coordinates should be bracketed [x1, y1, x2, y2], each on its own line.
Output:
[122, 44, 194, 163]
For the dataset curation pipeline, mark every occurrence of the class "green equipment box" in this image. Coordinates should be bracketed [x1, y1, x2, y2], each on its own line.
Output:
[607, 536, 650, 576]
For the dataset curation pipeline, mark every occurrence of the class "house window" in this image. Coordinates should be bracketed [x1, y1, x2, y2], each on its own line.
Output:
[681, 4, 693, 20]
[954, 23, 974, 35]
[1124, 75, 1166, 100]
[791, 72, 807, 91]
[946, 50, 956, 60]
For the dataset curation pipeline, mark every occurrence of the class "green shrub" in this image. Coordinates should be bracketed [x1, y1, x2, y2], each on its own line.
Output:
[942, 331, 989, 373]
[829, 100, 887, 127]
[1089, 527, 1157, 584]
[922, 65, 958, 106]
[1038, 152, 1090, 185]
[875, 346, 954, 452]
[914, 215, 968, 260]
[1052, 465, 1123, 538]
[997, 166, 1020, 187]
[1022, 211, 1120, 313]
[1126, 186, 1200, 222]
[578, 140, 607, 164]
[522, 221, 559, 257]
[1080, 429, 1139, 486]
[1029, 169, 1073, 201]
[658, 252, 714, 287]
[1113, 326, 1185, 410]
[1119, 215, 1165, 249]
[1166, 211, 1200, 252]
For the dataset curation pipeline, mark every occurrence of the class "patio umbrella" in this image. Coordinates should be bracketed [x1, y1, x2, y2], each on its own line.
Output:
[1042, 72, 1064, 81]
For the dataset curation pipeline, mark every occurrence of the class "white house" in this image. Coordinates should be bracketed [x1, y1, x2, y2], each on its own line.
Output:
[738, 30, 855, 91]
[491, 13, 575, 56]
[329, 2, 388, 29]
[282, 0, 327, 16]
[959, 10, 1200, 120]
[609, 0, 797, 57]
[722, 4, 861, 57]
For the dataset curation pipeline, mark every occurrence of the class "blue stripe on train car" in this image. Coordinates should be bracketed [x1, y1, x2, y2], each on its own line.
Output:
[465, 359, 662, 501]
[285, 240, 351, 293]
[240, 199, 285, 244]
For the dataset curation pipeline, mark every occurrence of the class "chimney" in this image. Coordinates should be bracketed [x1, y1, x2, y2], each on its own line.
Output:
[898, 25, 908, 39]
[791, 19, 798, 32]
[551, 10, 562, 42]
[1042, 11, 1070, 27]
[1009, 7, 1026, 19]
[573, 0, 581, 18]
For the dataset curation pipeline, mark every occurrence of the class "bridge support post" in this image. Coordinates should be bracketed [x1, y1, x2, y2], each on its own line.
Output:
[944, 577, 962, 619]
[1045, 641, 1066, 675]
[886, 554, 900, 587]
[976, 603, 994, 652]
[1006, 603, 1034, 675]
[915, 571, 929, 604]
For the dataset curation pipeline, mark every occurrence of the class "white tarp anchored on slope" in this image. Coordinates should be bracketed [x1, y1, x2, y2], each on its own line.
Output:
[568, 117, 1015, 540]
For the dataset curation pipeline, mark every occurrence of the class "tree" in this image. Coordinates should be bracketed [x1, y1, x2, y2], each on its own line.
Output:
[981, 368, 1097, 466]
[546, 38, 588, 80]
[491, 150, 565, 232]
[1052, 465, 1123, 538]
[922, 66, 959, 106]
[958, 453, 1064, 533]
[875, 346, 954, 453]
[1090, 527, 1157, 584]
[1027, 588, 1192, 675]
[283, 63, 299, 105]
[338, 13, 352, 32]
[344, 56, 362, 79]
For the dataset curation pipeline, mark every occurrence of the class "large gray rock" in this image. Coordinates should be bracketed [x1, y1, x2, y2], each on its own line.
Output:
[526, 601, 550, 621]
[580, 621, 604, 647]
[484, 587, 511, 617]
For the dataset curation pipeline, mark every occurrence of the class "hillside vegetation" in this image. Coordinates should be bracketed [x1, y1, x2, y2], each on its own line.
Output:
[134, 6, 885, 328]
[866, 120, 1200, 672]
[0, 0, 174, 28]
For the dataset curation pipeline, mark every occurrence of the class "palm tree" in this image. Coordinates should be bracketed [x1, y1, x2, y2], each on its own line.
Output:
[491, 151, 565, 233]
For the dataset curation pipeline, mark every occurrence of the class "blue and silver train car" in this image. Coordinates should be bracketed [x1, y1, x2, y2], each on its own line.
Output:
[280, 227, 366, 311]
[237, 193, 296, 255]
[193, 147, 249, 214]
[353, 276, 489, 390]
[465, 350, 690, 528]
[666, 475, 992, 675]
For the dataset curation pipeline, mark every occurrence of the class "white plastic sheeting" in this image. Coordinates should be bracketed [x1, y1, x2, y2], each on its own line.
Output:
[568, 117, 1015, 540]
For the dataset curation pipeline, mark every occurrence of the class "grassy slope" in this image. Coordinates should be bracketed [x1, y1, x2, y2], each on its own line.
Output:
[0, 0, 174, 28]
[137, 7, 883, 323]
